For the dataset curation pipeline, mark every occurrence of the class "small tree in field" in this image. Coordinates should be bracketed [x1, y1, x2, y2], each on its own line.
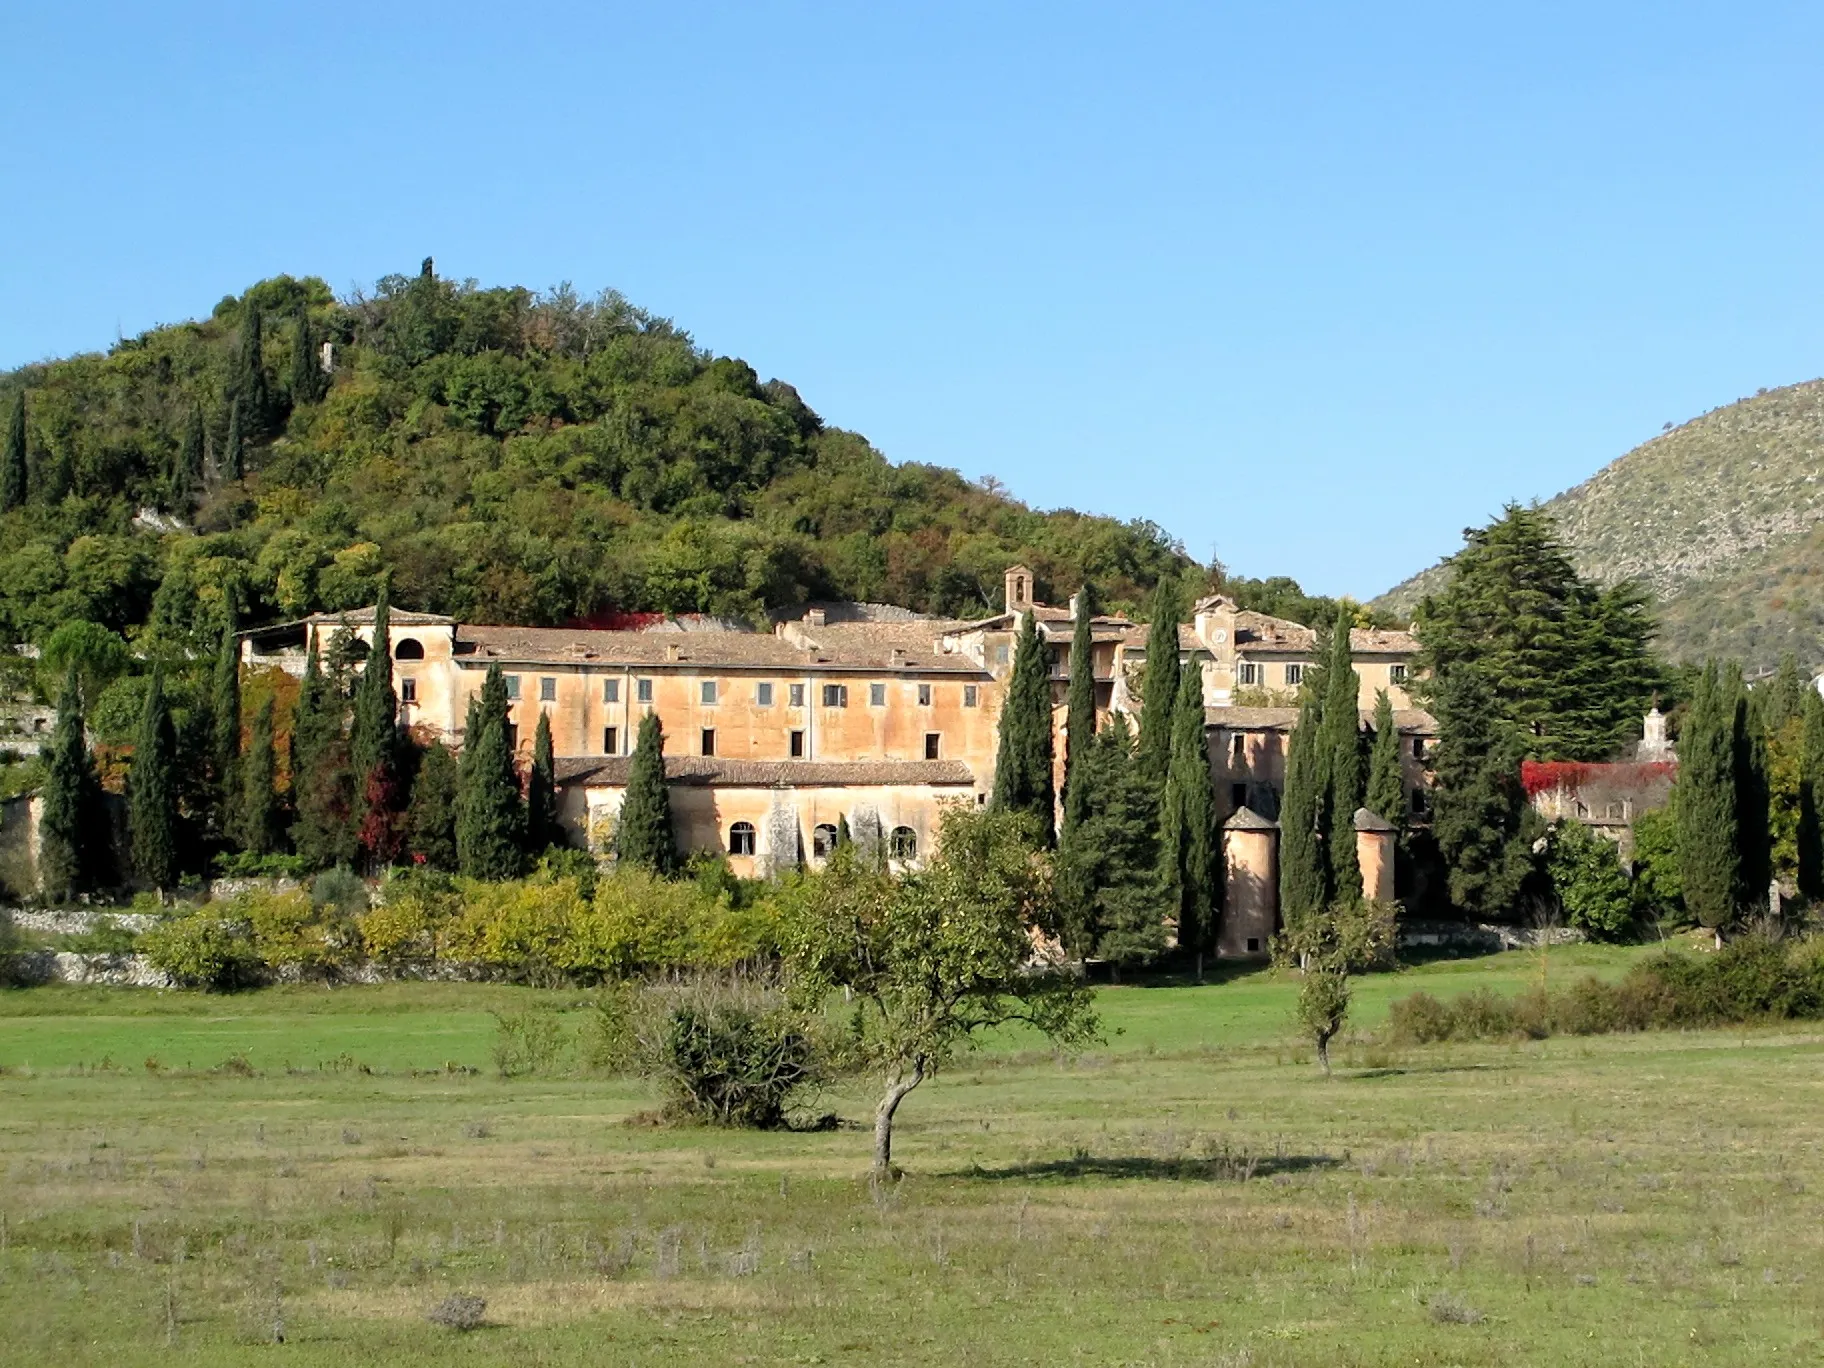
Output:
[781, 806, 1097, 1177]
[1298, 967, 1350, 1077]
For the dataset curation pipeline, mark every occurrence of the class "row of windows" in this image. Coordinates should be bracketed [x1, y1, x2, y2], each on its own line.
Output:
[600, 726, 947, 759]
[1234, 661, 1407, 687]
[491, 675, 979, 709]
[727, 822, 918, 860]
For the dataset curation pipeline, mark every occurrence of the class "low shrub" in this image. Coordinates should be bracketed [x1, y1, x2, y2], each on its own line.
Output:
[213, 851, 313, 881]
[491, 1008, 571, 1077]
[659, 998, 815, 1127]
[140, 913, 262, 991]
[62, 915, 141, 957]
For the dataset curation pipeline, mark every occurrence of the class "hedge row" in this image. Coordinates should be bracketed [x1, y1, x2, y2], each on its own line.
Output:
[1387, 936, 1824, 1044]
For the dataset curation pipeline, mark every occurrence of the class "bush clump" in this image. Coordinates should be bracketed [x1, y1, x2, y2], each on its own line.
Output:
[140, 913, 262, 991]
[425, 1294, 487, 1331]
[1386, 934, 1824, 1044]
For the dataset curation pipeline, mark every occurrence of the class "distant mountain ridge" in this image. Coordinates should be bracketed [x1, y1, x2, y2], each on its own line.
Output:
[1374, 379, 1824, 667]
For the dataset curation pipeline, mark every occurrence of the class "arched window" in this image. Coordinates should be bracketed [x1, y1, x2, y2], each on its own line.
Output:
[888, 826, 917, 860]
[395, 637, 424, 660]
[728, 822, 757, 857]
[812, 823, 839, 859]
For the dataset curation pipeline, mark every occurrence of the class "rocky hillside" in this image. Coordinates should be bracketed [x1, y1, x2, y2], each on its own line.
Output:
[1376, 379, 1824, 666]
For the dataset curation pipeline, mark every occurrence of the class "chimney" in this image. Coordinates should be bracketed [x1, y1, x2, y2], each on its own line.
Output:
[806, 607, 827, 628]
[665, 643, 681, 662]
[319, 340, 335, 375]
[1004, 565, 1034, 614]
[1068, 592, 1081, 620]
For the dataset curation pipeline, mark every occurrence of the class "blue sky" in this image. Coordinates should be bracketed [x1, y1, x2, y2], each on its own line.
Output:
[3, 3, 1819, 598]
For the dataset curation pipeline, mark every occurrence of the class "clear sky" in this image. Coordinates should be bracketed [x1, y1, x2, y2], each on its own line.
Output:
[3, 3, 1819, 599]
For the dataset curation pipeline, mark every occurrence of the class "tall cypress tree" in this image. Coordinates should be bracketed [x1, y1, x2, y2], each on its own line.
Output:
[39, 670, 102, 899]
[350, 588, 397, 782]
[234, 695, 281, 856]
[1137, 576, 1184, 783]
[407, 741, 460, 872]
[235, 301, 270, 434]
[1732, 671, 1772, 919]
[1677, 663, 1738, 938]
[1365, 688, 1405, 830]
[1798, 688, 1824, 902]
[1159, 651, 1217, 967]
[129, 667, 180, 895]
[291, 629, 358, 869]
[2, 390, 25, 511]
[527, 710, 559, 854]
[1430, 665, 1540, 920]
[1320, 606, 1364, 901]
[456, 663, 527, 879]
[172, 403, 204, 510]
[1062, 583, 1098, 834]
[990, 611, 1056, 844]
[222, 397, 245, 482]
[1278, 688, 1330, 938]
[614, 710, 675, 874]
[1766, 654, 1806, 735]
[290, 307, 319, 406]
[210, 610, 241, 829]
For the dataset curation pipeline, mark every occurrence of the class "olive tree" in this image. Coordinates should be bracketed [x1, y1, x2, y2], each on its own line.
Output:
[781, 806, 1097, 1177]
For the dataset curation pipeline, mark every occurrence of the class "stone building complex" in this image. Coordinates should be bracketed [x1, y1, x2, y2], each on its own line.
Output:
[242, 567, 1435, 955]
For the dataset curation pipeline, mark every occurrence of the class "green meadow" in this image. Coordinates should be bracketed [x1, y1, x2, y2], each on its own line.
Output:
[4, 940, 1822, 1366]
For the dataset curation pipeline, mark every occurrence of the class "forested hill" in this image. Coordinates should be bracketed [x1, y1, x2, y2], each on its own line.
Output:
[1374, 379, 1824, 667]
[0, 265, 1188, 650]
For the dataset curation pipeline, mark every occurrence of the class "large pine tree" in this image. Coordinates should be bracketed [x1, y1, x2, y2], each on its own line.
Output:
[990, 610, 1055, 844]
[222, 397, 245, 482]
[39, 671, 103, 899]
[1430, 665, 1540, 920]
[1365, 688, 1405, 831]
[614, 710, 675, 874]
[1056, 713, 1163, 972]
[172, 403, 204, 509]
[1062, 583, 1098, 835]
[527, 710, 560, 854]
[1136, 575, 1184, 783]
[1415, 504, 1658, 761]
[291, 630, 358, 868]
[457, 663, 527, 879]
[1278, 687, 1330, 938]
[1677, 663, 1739, 937]
[2, 390, 25, 512]
[234, 694, 282, 855]
[1319, 606, 1364, 900]
[234, 301, 270, 435]
[1159, 651, 1217, 966]
[290, 307, 320, 406]
[129, 667, 180, 895]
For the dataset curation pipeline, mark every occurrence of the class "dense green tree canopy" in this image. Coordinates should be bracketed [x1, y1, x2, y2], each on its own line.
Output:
[0, 268, 1190, 645]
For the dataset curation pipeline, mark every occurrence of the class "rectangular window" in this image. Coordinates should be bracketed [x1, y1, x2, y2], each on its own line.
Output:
[789, 729, 805, 758]
[789, 683, 806, 708]
[924, 732, 941, 760]
[963, 685, 979, 708]
[505, 723, 519, 751]
[917, 683, 931, 706]
[636, 677, 653, 703]
[1247, 937, 1261, 954]
[822, 684, 848, 708]
[1412, 737, 1425, 759]
[603, 726, 618, 754]
[539, 676, 556, 702]
[400, 677, 417, 704]
[869, 682, 886, 707]
[1237, 661, 1259, 686]
[700, 680, 718, 705]
[994, 644, 1010, 665]
[1411, 788, 1429, 816]
[604, 678, 620, 703]
[1230, 782, 1247, 809]
[1284, 663, 1303, 686]
[504, 674, 521, 700]
[1389, 663, 1408, 684]
[756, 682, 774, 706]
[1230, 733, 1245, 761]
[701, 728, 716, 757]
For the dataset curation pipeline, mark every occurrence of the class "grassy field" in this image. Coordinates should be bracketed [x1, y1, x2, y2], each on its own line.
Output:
[3, 939, 1822, 1366]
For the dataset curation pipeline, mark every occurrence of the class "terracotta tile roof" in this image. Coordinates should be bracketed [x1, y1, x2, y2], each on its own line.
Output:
[1119, 623, 1199, 652]
[553, 756, 977, 787]
[1224, 806, 1279, 830]
[782, 619, 982, 667]
[455, 624, 988, 674]
[1204, 706, 1438, 733]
